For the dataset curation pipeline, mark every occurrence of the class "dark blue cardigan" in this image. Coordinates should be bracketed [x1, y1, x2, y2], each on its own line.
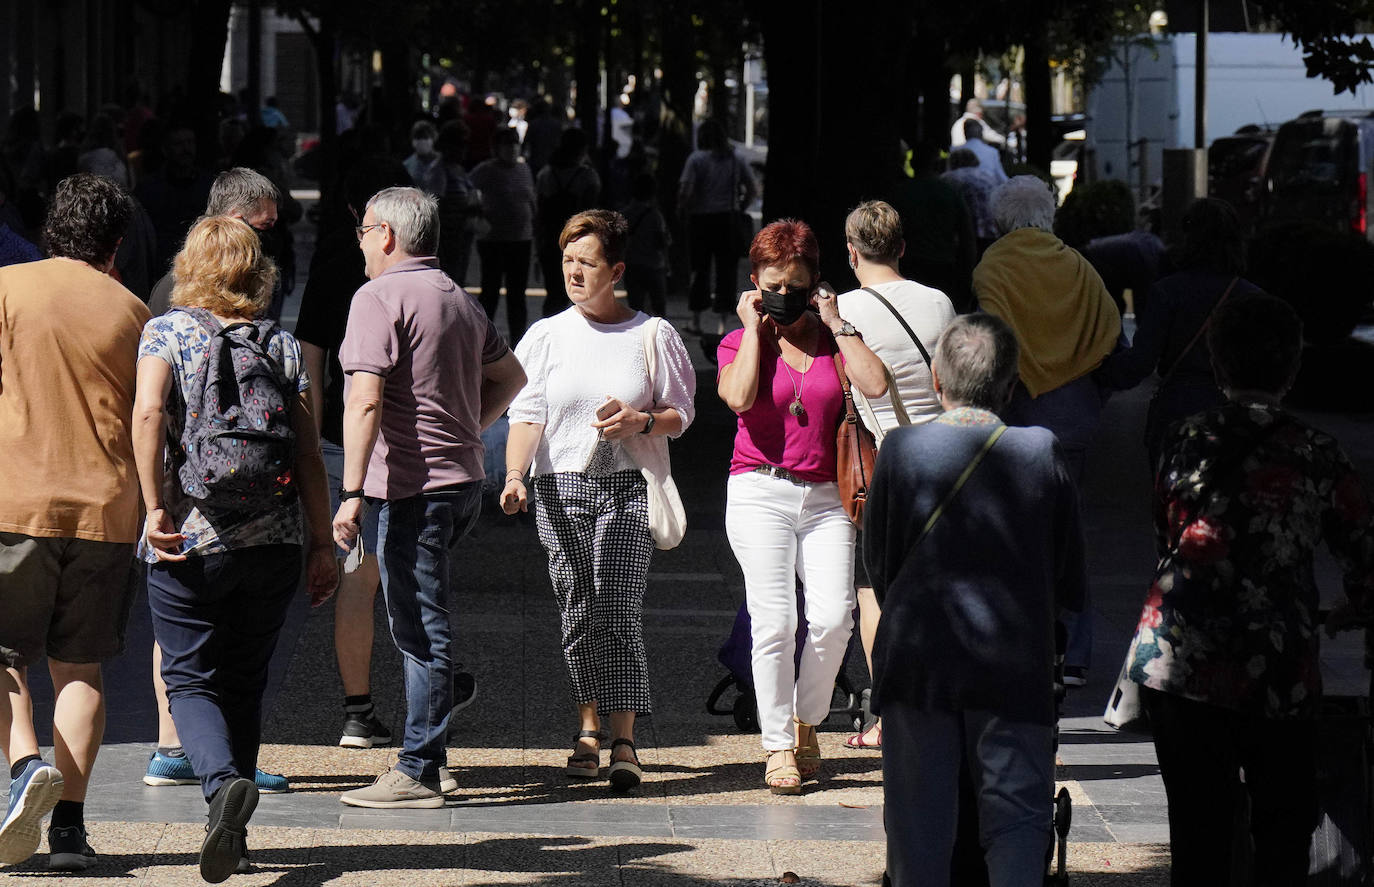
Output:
[864, 415, 1088, 725]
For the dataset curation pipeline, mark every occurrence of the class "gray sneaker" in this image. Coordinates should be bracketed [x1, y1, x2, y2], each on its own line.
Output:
[339, 769, 444, 809]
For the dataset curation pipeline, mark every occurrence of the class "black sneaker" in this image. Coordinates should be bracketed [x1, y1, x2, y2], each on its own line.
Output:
[200, 778, 257, 884]
[452, 669, 477, 714]
[339, 711, 393, 749]
[1063, 666, 1088, 688]
[47, 825, 97, 872]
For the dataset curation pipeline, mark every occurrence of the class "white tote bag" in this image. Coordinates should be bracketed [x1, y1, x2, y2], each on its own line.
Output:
[623, 318, 687, 550]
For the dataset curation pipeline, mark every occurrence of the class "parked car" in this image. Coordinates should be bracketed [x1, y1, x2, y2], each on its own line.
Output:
[1265, 109, 1374, 239]
[1208, 125, 1274, 235]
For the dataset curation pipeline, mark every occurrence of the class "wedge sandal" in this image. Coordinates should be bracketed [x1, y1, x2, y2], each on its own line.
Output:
[607, 738, 643, 793]
[565, 729, 601, 778]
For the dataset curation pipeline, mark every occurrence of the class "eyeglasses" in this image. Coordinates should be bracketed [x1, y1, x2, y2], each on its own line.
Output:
[355, 223, 384, 241]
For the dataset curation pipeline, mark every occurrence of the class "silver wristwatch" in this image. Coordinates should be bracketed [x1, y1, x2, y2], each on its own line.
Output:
[833, 321, 859, 337]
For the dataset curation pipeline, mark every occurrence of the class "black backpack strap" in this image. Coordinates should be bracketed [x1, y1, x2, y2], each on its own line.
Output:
[861, 286, 931, 368]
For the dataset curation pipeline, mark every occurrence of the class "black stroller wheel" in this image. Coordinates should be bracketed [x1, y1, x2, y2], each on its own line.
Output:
[732, 690, 761, 733]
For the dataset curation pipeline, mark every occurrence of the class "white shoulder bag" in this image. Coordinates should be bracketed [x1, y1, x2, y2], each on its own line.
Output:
[624, 318, 687, 550]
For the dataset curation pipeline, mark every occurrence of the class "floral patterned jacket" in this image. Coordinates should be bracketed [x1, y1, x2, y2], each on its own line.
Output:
[1125, 401, 1374, 719]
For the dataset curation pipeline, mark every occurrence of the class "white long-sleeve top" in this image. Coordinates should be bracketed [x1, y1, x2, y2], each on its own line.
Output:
[509, 308, 697, 476]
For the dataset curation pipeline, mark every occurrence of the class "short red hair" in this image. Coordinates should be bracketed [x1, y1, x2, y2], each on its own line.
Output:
[749, 219, 819, 281]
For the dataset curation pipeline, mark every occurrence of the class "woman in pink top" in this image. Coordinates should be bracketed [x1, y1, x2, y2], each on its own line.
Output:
[717, 220, 886, 793]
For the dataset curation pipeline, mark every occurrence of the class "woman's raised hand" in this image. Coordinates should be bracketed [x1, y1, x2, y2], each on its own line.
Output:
[737, 289, 764, 331]
[814, 282, 840, 326]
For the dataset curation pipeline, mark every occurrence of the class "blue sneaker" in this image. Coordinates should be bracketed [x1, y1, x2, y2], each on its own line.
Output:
[252, 769, 289, 794]
[143, 751, 289, 794]
[0, 759, 65, 865]
[143, 750, 197, 786]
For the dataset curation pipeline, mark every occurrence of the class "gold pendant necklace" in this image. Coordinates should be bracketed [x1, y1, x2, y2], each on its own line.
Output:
[779, 352, 809, 417]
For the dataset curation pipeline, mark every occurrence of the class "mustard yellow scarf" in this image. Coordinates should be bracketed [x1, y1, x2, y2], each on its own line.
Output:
[973, 227, 1121, 397]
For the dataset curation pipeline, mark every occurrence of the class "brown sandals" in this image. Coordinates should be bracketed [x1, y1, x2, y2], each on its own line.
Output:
[607, 738, 643, 792]
[565, 729, 601, 778]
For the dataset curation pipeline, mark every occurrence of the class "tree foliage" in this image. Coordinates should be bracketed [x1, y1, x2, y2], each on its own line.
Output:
[1256, 0, 1374, 94]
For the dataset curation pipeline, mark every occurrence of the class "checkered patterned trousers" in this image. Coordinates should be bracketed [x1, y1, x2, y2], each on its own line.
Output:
[531, 470, 654, 715]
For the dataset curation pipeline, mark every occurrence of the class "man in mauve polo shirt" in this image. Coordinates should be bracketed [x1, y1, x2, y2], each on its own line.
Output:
[333, 187, 526, 809]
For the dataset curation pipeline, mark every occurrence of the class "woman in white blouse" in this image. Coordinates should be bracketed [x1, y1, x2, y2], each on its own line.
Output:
[501, 209, 696, 792]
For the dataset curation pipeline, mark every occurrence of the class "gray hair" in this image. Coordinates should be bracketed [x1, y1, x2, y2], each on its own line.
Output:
[932, 314, 1020, 410]
[366, 186, 440, 256]
[992, 175, 1057, 236]
[206, 167, 280, 217]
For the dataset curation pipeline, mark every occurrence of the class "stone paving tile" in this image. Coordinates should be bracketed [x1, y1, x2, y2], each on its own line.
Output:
[620, 838, 780, 887]
[464, 834, 622, 886]
[767, 839, 885, 884]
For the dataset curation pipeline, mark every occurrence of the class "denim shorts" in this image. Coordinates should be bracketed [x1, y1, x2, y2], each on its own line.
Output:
[322, 439, 381, 552]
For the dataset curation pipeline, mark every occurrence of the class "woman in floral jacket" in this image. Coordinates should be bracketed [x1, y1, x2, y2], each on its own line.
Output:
[1123, 294, 1374, 886]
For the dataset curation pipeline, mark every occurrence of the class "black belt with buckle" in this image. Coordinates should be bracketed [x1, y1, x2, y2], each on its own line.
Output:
[752, 464, 808, 485]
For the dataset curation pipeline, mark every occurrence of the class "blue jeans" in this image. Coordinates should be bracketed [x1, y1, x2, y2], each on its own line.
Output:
[374, 484, 482, 782]
[147, 544, 300, 801]
[882, 701, 1054, 887]
[1005, 376, 1104, 670]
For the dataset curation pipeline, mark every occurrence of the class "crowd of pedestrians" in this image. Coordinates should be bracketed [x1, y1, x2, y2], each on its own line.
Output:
[1, 90, 1371, 887]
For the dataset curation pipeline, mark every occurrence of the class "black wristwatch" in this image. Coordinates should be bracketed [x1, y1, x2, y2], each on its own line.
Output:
[640, 412, 656, 435]
[338, 488, 365, 501]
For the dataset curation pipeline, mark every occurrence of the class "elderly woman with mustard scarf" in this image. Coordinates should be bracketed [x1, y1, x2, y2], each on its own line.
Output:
[972, 175, 1121, 688]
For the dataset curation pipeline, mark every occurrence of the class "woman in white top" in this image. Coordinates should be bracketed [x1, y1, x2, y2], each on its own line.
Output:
[835, 200, 956, 750]
[501, 210, 696, 792]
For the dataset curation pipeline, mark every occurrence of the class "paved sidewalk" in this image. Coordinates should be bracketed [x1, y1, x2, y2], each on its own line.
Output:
[4, 220, 1371, 883]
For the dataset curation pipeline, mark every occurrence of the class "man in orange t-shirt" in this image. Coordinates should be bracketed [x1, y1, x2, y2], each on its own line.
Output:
[0, 174, 150, 872]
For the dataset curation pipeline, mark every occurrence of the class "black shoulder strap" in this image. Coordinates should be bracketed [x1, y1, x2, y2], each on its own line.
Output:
[862, 286, 931, 368]
[913, 424, 1006, 548]
[1158, 412, 1286, 563]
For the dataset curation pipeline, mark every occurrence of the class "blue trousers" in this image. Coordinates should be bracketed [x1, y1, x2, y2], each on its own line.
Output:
[1005, 377, 1102, 670]
[375, 485, 482, 782]
[882, 701, 1054, 887]
[147, 544, 300, 801]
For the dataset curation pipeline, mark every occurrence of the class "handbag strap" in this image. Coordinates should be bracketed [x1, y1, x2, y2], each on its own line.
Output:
[1157, 275, 1240, 388]
[641, 316, 660, 405]
[861, 286, 931, 368]
[913, 424, 1006, 547]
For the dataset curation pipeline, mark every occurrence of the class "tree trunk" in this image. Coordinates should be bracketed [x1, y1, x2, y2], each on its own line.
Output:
[380, 39, 414, 149]
[759, 0, 820, 225]
[656, 0, 696, 297]
[760, 0, 910, 283]
[574, 0, 602, 151]
[911, 15, 951, 150]
[958, 60, 976, 114]
[1024, 26, 1052, 174]
[187, 0, 234, 169]
[245, 0, 262, 128]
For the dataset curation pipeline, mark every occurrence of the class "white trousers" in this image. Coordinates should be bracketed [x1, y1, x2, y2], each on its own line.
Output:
[725, 471, 856, 751]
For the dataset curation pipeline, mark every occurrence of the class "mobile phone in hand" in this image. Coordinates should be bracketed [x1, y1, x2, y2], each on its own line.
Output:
[595, 399, 618, 421]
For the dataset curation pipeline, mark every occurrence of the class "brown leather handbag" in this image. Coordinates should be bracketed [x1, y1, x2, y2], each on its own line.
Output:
[832, 354, 879, 527]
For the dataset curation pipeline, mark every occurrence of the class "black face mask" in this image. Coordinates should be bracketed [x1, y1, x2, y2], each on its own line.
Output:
[761, 288, 811, 326]
[255, 225, 282, 261]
